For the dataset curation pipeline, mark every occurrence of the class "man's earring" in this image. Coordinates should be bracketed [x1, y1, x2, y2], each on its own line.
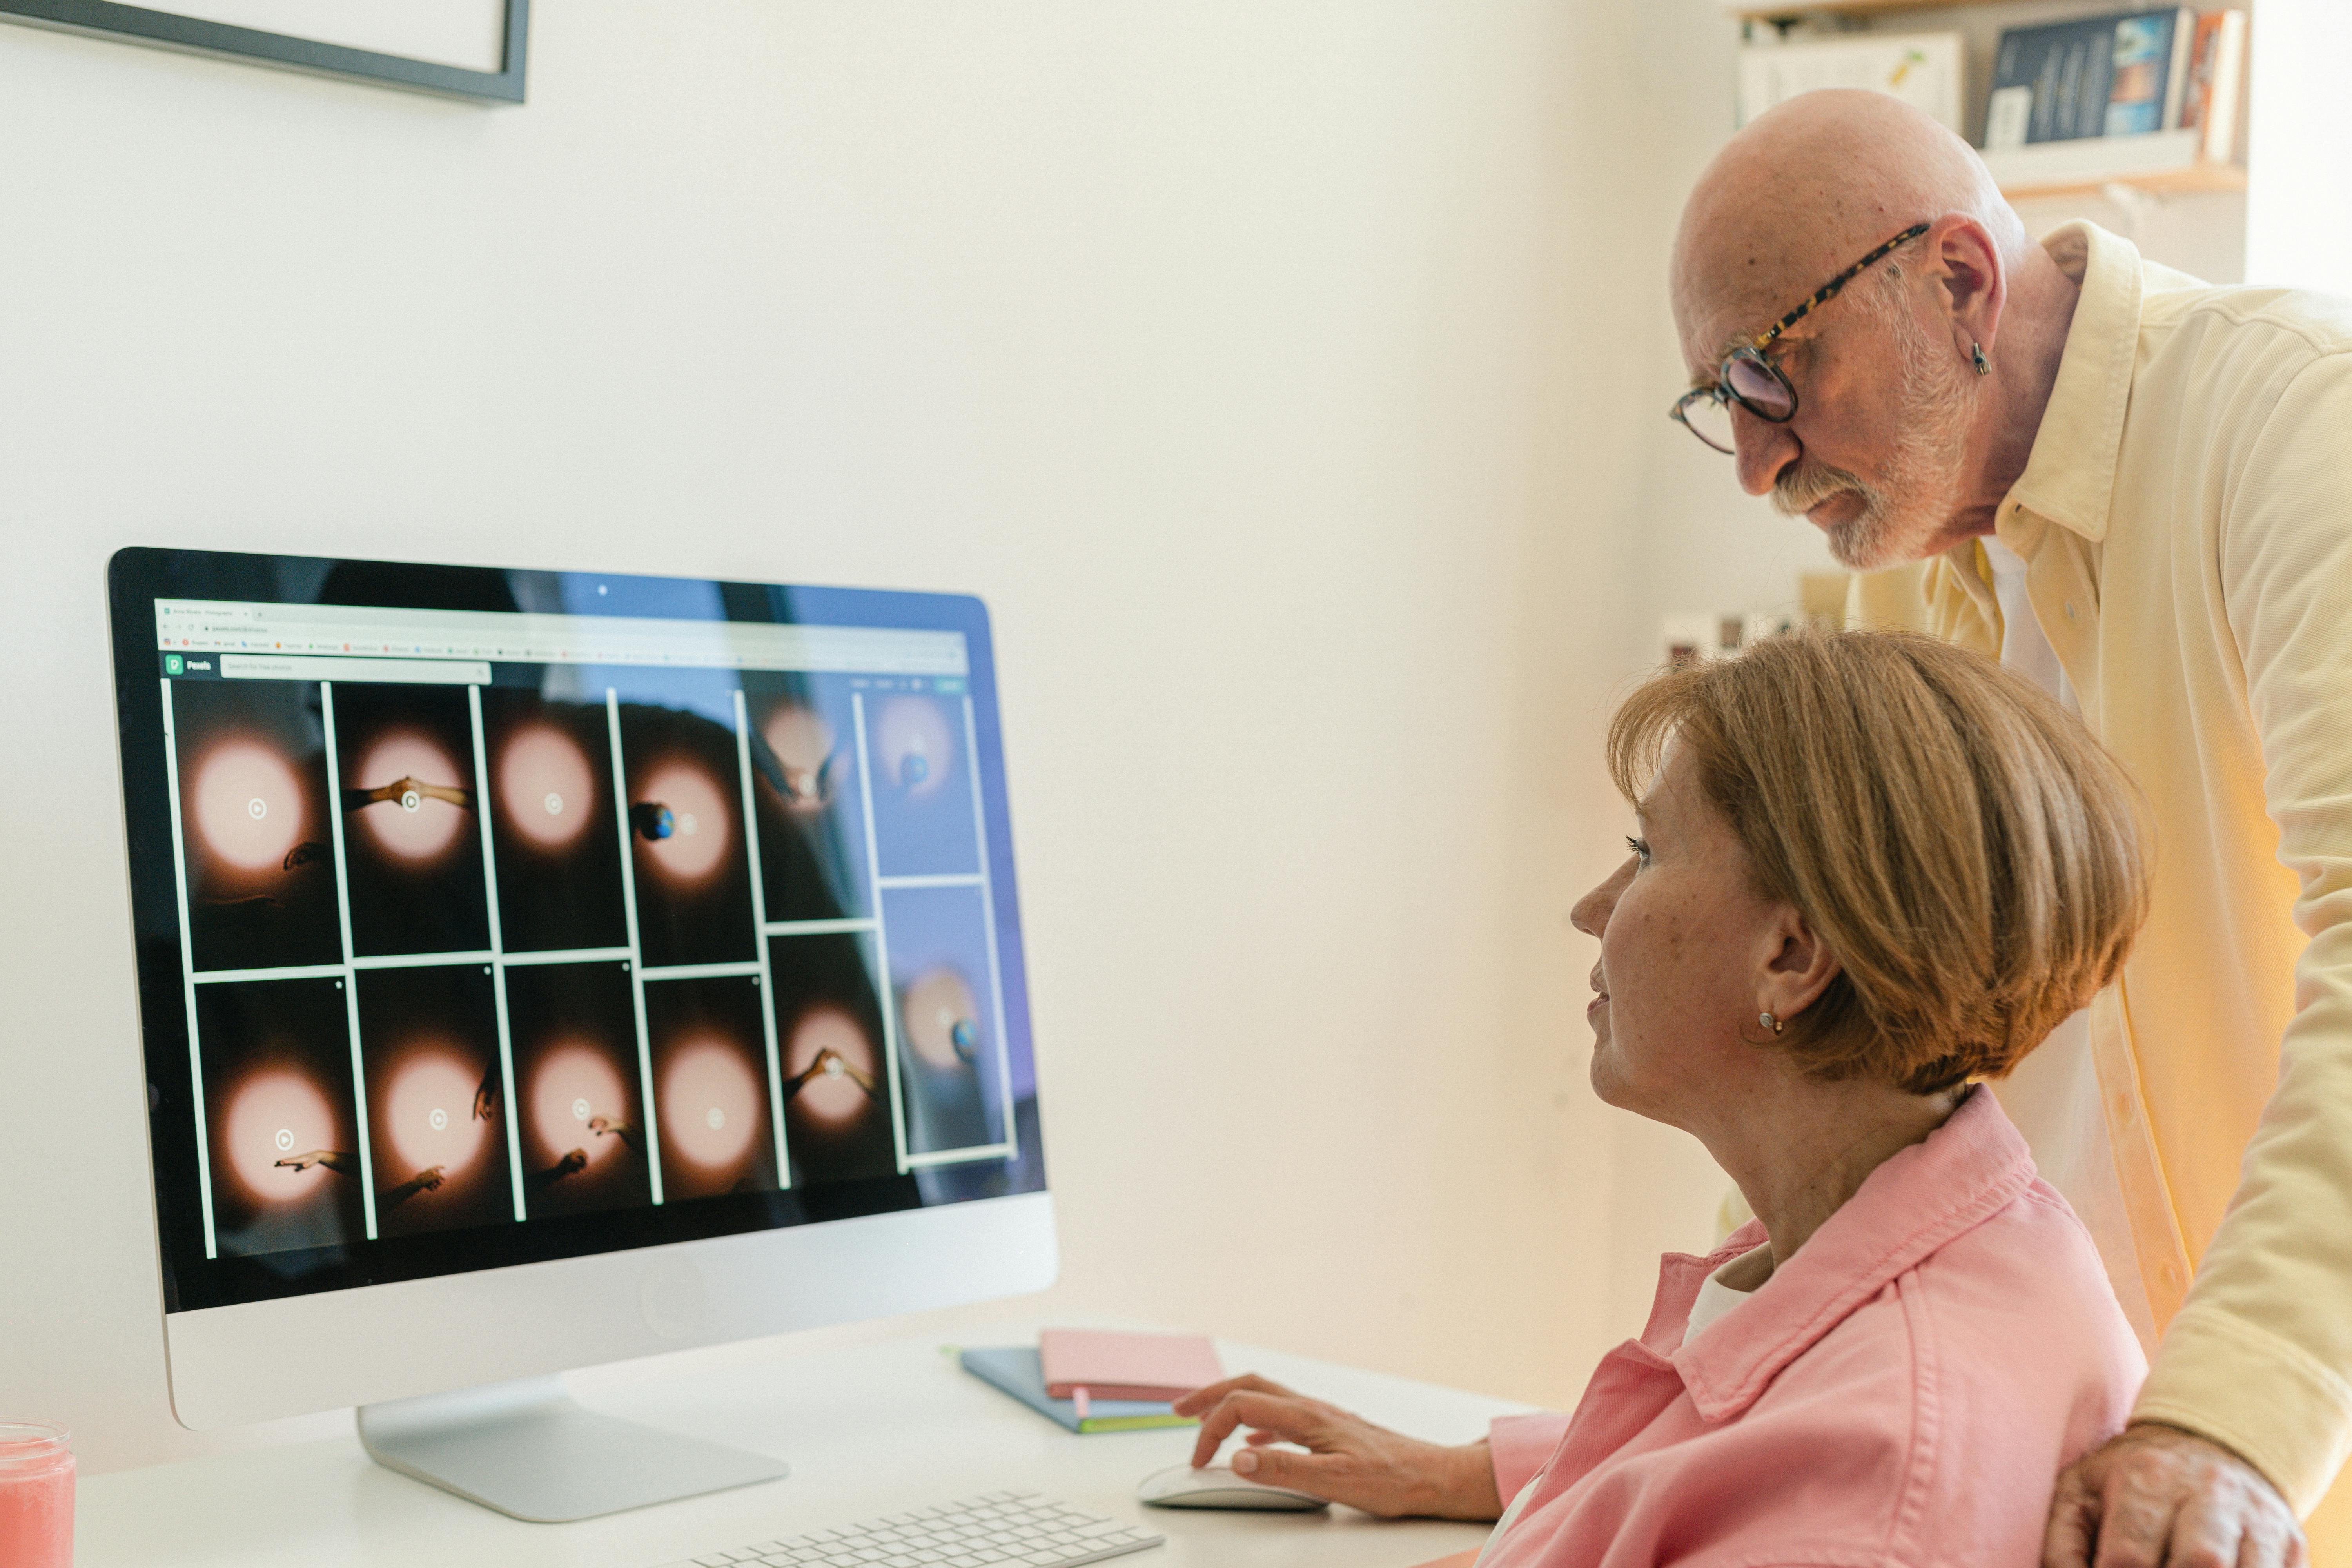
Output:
[1759, 1011, 1785, 1036]
[1972, 341, 1991, 376]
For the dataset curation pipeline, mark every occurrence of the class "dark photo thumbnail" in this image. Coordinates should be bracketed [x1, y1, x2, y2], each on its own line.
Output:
[744, 675, 870, 922]
[768, 932, 897, 1185]
[169, 679, 341, 973]
[880, 884, 1006, 1156]
[644, 975, 779, 1202]
[481, 690, 629, 955]
[332, 683, 491, 958]
[195, 976, 367, 1257]
[619, 702, 757, 968]
[356, 964, 515, 1238]
[864, 690, 982, 878]
[505, 961, 651, 1219]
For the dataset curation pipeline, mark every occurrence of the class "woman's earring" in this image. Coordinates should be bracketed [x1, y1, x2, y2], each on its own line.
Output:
[1759, 1011, 1785, 1036]
[1972, 341, 1991, 376]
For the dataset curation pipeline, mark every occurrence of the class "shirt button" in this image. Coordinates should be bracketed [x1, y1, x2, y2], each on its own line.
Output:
[2111, 1091, 2136, 1123]
[2065, 601, 2079, 620]
[2160, 1260, 2184, 1289]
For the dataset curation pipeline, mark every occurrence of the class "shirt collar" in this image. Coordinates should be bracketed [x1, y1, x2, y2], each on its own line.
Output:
[1662, 1087, 2037, 1423]
[1998, 220, 2146, 548]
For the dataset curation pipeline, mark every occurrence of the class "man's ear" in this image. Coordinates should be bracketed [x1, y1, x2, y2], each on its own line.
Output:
[1759, 902, 1840, 1025]
[1925, 213, 2007, 362]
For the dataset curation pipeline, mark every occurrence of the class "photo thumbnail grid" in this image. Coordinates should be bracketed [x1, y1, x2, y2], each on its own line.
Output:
[161, 669, 1019, 1261]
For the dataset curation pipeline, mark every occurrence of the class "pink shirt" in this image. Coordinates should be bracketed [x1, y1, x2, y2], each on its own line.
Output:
[1481, 1090, 2144, 1568]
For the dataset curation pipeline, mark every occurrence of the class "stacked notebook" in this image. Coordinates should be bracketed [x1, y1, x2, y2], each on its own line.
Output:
[960, 1329, 1225, 1434]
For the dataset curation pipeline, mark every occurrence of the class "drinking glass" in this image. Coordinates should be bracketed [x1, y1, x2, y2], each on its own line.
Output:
[0, 1421, 74, 1568]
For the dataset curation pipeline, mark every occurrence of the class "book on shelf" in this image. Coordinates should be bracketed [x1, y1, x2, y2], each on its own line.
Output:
[1985, 9, 2195, 151]
[1737, 32, 1964, 133]
[2178, 10, 2249, 164]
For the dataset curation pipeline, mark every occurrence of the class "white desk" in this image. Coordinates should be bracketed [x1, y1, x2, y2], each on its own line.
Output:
[78, 1332, 1530, 1567]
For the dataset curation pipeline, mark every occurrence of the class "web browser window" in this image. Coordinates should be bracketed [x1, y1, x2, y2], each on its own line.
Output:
[112, 554, 1042, 1310]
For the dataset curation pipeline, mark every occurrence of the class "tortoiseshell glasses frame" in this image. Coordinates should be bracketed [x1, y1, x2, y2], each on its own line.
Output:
[1668, 221, 1932, 455]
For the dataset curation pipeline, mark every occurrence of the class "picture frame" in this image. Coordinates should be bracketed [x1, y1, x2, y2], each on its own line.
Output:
[0, 0, 528, 104]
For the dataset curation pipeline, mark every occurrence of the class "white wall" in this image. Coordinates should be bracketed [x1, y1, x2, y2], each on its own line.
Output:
[1593, 0, 1825, 1336]
[0, 2, 1672, 1472]
[2248, 0, 2352, 295]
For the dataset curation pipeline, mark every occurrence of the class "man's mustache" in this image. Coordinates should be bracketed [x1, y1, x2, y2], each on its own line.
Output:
[1772, 460, 1871, 517]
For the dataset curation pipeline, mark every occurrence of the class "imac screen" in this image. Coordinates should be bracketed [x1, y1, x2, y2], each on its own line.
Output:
[107, 549, 1045, 1311]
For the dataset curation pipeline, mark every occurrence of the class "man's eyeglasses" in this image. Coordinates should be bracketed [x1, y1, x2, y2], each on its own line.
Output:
[1669, 222, 1930, 455]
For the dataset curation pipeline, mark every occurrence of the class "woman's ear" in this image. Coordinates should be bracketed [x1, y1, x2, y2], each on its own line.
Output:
[1758, 902, 1840, 1025]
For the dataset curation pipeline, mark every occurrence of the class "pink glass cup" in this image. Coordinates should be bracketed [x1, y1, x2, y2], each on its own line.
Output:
[0, 1421, 74, 1568]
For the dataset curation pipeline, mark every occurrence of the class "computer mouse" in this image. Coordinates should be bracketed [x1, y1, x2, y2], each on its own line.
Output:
[1135, 1463, 1330, 1511]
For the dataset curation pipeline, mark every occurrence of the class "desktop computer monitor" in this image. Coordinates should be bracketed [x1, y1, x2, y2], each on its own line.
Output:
[105, 547, 1056, 1520]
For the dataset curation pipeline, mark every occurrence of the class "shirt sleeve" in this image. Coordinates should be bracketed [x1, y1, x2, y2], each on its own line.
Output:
[2136, 349, 2352, 1515]
[1487, 1412, 1570, 1505]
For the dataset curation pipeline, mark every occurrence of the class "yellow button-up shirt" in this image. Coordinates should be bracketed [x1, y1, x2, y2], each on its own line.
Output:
[1851, 221, 2352, 1541]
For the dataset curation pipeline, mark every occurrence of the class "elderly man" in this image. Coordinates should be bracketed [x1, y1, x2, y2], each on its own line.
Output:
[1669, 90, 2352, 1568]
[1176, 87, 2352, 1568]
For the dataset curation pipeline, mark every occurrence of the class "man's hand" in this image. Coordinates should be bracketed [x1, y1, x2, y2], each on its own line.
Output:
[1170, 1373, 1503, 1520]
[2044, 1423, 2305, 1568]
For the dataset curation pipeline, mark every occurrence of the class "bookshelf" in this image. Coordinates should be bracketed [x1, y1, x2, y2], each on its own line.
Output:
[1980, 125, 2246, 199]
[1989, 152, 2246, 200]
[1726, 1, 2252, 208]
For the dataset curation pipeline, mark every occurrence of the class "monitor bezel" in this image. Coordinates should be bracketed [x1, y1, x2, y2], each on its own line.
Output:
[107, 546, 1048, 1327]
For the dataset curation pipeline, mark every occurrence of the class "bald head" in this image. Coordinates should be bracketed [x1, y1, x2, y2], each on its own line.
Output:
[1667, 92, 2082, 571]
[1673, 91, 2026, 345]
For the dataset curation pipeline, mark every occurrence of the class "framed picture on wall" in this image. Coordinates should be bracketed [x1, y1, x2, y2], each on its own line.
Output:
[0, 0, 528, 103]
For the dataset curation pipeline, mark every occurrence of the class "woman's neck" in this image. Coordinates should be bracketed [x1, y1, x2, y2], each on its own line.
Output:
[1701, 1075, 1968, 1280]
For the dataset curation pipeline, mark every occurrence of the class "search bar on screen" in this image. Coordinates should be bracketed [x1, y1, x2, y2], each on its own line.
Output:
[219, 655, 492, 686]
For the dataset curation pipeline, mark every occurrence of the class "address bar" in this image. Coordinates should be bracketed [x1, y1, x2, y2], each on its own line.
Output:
[218, 654, 491, 686]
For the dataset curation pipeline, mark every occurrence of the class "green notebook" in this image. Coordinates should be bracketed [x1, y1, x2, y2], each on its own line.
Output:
[959, 1347, 1199, 1434]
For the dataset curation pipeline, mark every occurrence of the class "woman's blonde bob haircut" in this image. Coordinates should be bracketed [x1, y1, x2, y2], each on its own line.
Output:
[1608, 630, 2152, 1095]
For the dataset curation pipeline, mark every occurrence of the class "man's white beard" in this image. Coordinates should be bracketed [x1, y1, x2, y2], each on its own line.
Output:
[1771, 299, 1979, 572]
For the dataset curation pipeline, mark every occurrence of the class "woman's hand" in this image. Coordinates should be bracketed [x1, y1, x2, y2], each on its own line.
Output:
[1171, 1374, 1503, 1520]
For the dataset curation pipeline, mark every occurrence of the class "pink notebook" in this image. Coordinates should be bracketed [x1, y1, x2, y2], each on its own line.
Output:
[1037, 1328, 1224, 1403]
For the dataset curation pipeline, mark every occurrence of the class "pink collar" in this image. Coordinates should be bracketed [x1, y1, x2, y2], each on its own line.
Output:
[1651, 1089, 2036, 1422]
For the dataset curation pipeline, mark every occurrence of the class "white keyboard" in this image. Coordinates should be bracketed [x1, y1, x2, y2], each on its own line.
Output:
[657, 1490, 1166, 1568]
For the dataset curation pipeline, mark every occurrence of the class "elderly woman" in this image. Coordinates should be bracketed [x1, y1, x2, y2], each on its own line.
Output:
[1176, 630, 2151, 1566]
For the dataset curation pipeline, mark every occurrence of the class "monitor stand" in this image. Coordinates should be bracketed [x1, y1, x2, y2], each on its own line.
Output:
[356, 1375, 790, 1523]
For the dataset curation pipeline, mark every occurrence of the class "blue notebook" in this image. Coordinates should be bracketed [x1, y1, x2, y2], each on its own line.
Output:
[958, 1347, 1198, 1434]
